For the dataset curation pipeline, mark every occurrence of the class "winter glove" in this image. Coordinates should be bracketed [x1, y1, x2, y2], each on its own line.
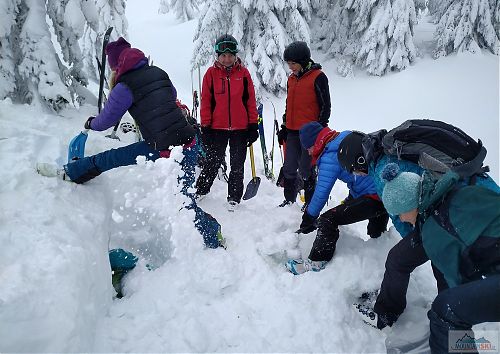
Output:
[201, 126, 213, 144]
[296, 211, 318, 234]
[84, 116, 95, 130]
[367, 219, 387, 239]
[246, 123, 259, 147]
[277, 124, 287, 145]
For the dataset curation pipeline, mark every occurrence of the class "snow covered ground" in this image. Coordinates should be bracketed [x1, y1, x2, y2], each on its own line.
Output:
[0, 3, 498, 352]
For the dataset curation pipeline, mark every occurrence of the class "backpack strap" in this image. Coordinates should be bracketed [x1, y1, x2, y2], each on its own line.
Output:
[431, 187, 461, 239]
[452, 143, 487, 178]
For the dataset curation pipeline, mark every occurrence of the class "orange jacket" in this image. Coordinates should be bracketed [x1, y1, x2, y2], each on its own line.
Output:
[285, 66, 330, 130]
[200, 59, 258, 130]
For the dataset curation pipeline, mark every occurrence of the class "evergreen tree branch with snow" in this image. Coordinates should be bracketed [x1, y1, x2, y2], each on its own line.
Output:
[430, 0, 499, 57]
[314, 0, 417, 76]
[159, 0, 201, 21]
[192, 0, 313, 95]
[0, 0, 128, 111]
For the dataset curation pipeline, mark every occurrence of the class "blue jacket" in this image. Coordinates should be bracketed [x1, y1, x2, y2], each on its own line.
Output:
[307, 131, 378, 218]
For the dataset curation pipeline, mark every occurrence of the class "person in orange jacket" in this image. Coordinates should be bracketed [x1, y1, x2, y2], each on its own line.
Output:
[277, 41, 331, 207]
[195, 34, 259, 209]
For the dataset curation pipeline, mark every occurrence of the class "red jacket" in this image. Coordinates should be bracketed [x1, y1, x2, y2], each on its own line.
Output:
[285, 68, 322, 130]
[200, 59, 258, 130]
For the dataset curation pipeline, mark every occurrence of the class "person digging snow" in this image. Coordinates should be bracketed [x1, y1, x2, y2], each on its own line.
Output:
[37, 37, 196, 184]
[379, 163, 500, 353]
[285, 122, 389, 275]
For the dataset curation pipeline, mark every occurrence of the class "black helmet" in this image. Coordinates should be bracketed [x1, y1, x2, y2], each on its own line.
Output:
[214, 34, 238, 54]
[337, 131, 368, 173]
[283, 41, 311, 64]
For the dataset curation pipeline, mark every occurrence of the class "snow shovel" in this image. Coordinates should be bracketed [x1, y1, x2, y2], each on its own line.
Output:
[67, 129, 89, 163]
[243, 144, 261, 200]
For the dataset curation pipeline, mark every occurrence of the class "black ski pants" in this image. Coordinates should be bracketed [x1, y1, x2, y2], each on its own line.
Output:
[282, 130, 314, 202]
[308, 196, 389, 262]
[195, 129, 247, 203]
[374, 231, 449, 322]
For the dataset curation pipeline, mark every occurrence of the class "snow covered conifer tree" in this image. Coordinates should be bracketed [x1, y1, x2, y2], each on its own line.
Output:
[82, 0, 128, 83]
[355, 0, 417, 75]
[314, 0, 417, 76]
[430, 0, 499, 57]
[192, 0, 313, 95]
[14, 0, 72, 110]
[0, 0, 127, 111]
[0, 0, 19, 100]
[159, 0, 200, 21]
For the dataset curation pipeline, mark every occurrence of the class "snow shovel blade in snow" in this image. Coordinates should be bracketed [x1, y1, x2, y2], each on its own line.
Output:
[242, 145, 260, 200]
[67, 129, 89, 163]
[243, 176, 261, 200]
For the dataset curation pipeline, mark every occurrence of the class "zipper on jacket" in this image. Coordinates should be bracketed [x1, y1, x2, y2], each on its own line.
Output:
[227, 74, 232, 129]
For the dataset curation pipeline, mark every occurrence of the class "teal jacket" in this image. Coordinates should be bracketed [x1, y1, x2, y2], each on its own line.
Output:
[417, 171, 500, 287]
[371, 154, 500, 238]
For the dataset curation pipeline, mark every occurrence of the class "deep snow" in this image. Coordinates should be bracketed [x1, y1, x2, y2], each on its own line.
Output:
[0, 2, 498, 352]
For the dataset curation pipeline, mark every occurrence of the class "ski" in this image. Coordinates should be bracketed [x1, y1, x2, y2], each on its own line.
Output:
[257, 103, 273, 180]
[98, 27, 113, 113]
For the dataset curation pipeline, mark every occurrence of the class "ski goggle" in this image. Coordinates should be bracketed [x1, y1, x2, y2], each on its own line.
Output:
[214, 41, 238, 54]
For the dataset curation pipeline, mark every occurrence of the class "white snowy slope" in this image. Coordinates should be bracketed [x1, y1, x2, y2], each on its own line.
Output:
[0, 2, 498, 352]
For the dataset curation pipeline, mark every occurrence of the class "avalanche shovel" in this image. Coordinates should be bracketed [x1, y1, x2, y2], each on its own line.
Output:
[243, 144, 261, 200]
[67, 129, 89, 163]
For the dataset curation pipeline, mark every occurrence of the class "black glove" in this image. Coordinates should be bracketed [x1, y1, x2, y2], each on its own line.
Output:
[84, 116, 95, 130]
[367, 219, 386, 239]
[246, 123, 259, 147]
[201, 126, 213, 144]
[296, 211, 317, 234]
[277, 124, 287, 145]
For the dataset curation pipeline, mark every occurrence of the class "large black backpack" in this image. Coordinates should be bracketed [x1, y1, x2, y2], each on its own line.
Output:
[382, 119, 488, 178]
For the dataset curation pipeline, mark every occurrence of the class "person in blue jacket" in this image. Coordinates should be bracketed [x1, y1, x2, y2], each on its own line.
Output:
[285, 122, 389, 275]
[337, 130, 500, 330]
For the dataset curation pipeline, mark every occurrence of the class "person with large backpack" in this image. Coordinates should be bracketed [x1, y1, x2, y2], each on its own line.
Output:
[277, 41, 331, 207]
[194, 34, 259, 210]
[285, 122, 389, 275]
[337, 119, 499, 330]
[379, 163, 500, 353]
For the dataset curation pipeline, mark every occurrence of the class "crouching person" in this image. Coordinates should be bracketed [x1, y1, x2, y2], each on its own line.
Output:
[380, 163, 500, 354]
[37, 37, 195, 183]
[285, 122, 389, 275]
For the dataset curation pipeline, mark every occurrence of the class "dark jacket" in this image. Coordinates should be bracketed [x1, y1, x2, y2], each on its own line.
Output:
[90, 48, 194, 150]
[416, 171, 500, 287]
[285, 62, 331, 131]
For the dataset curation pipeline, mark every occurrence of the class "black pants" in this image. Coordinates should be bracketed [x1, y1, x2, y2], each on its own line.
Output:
[282, 130, 314, 202]
[374, 231, 449, 322]
[195, 129, 247, 203]
[308, 196, 389, 262]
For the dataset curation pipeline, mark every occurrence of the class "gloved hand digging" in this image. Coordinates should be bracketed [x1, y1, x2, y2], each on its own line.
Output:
[84, 116, 95, 130]
[296, 211, 318, 234]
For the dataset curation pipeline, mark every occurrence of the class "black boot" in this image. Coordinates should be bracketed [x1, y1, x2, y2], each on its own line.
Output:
[279, 177, 297, 207]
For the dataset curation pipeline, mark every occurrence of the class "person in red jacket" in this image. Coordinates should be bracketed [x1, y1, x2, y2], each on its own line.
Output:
[277, 41, 331, 207]
[195, 34, 259, 209]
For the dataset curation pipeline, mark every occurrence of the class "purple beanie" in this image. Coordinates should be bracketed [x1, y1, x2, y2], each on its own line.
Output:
[300, 122, 324, 149]
[106, 37, 131, 70]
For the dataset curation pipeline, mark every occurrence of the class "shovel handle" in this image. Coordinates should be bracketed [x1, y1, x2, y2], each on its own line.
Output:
[249, 144, 256, 179]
